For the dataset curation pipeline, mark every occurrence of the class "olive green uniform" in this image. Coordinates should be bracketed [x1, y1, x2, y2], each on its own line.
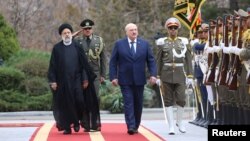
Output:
[156, 37, 193, 107]
[75, 34, 106, 96]
[239, 29, 250, 124]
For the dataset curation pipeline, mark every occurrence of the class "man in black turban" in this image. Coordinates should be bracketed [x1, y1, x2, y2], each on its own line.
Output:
[58, 23, 73, 35]
[48, 23, 97, 134]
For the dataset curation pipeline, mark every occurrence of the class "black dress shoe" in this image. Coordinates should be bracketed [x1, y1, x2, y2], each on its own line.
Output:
[84, 128, 90, 132]
[63, 129, 72, 135]
[56, 124, 64, 131]
[91, 127, 101, 132]
[127, 128, 136, 135]
[134, 129, 138, 134]
[73, 125, 80, 132]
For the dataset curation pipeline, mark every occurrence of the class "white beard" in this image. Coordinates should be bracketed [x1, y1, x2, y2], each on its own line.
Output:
[62, 35, 72, 46]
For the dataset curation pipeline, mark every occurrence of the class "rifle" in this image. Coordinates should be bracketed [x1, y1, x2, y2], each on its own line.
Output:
[228, 17, 243, 91]
[204, 21, 214, 85]
[226, 16, 237, 85]
[206, 17, 221, 84]
[247, 71, 250, 84]
[218, 15, 230, 85]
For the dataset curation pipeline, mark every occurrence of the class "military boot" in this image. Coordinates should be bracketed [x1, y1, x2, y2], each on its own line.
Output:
[176, 106, 186, 133]
[189, 103, 202, 125]
[166, 106, 175, 135]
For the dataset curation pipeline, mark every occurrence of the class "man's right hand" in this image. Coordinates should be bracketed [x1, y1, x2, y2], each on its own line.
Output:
[50, 82, 57, 91]
[82, 80, 89, 89]
[111, 79, 118, 86]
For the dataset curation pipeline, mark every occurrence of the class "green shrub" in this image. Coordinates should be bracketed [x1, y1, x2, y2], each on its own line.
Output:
[109, 93, 123, 113]
[16, 59, 48, 77]
[19, 77, 50, 96]
[99, 80, 122, 111]
[0, 67, 25, 90]
[6, 50, 50, 78]
[0, 90, 27, 112]
[26, 93, 52, 111]
[143, 84, 158, 108]
[0, 90, 52, 112]
[0, 14, 20, 60]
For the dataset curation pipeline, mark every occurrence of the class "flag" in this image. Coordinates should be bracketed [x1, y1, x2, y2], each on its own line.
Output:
[173, 0, 206, 37]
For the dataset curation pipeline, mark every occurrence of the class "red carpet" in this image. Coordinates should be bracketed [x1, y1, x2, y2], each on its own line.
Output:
[30, 123, 165, 141]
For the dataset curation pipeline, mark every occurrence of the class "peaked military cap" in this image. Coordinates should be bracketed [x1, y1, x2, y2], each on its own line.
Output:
[196, 25, 202, 33]
[201, 23, 209, 30]
[237, 9, 249, 17]
[80, 19, 95, 28]
[165, 17, 181, 29]
[209, 19, 216, 27]
[247, 7, 250, 14]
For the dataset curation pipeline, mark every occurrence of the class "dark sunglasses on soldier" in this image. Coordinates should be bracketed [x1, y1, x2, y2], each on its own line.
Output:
[168, 26, 178, 30]
[83, 27, 92, 30]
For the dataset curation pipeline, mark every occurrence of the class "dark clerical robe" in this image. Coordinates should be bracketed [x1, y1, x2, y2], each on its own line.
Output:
[48, 40, 100, 131]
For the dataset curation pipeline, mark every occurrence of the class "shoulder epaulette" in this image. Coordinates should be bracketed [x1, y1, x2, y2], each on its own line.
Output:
[155, 37, 167, 45]
[178, 37, 189, 45]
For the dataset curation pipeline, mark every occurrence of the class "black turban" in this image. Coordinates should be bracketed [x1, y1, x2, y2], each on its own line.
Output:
[58, 23, 73, 35]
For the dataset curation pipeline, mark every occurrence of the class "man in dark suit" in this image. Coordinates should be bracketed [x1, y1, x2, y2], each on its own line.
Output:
[109, 23, 157, 135]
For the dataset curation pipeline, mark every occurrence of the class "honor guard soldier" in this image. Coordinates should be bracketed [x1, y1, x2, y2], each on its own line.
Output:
[74, 19, 105, 132]
[74, 19, 107, 98]
[229, 9, 250, 124]
[191, 24, 211, 127]
[156, 17, 193, 135]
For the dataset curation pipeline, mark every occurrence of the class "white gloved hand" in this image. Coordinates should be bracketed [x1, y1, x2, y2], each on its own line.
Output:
[229, 46, 237, 54]
[213, 45, 222, 53]
[155, 38, 165, 46]
[234, 47, 242, 55]
[220, 43, 225, 48]
[156, 79, 161, 86]
[186, 78, 193, 87]
[206, 47, 214, 53]
[222, 46, 230, 54]
[194, 55, 201, 64]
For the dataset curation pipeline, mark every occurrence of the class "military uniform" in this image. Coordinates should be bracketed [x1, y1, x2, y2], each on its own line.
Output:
[239, 29, 250, 124]
[75, 34, 106, 96]
[191, 24, 213, 127]
[231, 9, 250, 124]
[74, 19, 106, 97]
[156, 17, 193, 135]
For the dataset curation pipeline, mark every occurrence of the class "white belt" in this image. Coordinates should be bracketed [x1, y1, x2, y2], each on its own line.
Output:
[164, 63, 184, 67]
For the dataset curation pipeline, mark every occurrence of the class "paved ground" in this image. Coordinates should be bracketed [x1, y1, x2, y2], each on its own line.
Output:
[0, 108, 208, 141]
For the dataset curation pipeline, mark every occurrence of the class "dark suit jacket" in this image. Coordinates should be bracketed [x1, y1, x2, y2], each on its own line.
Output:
[109, 37, 157, 85]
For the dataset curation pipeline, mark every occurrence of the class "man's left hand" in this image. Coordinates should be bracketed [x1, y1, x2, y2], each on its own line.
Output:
[149, 76, 157, 85]
[100, 77, 105, 83]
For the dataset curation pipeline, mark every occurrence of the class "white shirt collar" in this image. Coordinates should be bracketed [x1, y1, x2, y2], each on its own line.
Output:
[128, 38, 137, 44]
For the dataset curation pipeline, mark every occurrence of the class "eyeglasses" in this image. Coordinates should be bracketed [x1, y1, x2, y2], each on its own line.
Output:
[83, 27, 92, 30]
[168, 26, 178, 30]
